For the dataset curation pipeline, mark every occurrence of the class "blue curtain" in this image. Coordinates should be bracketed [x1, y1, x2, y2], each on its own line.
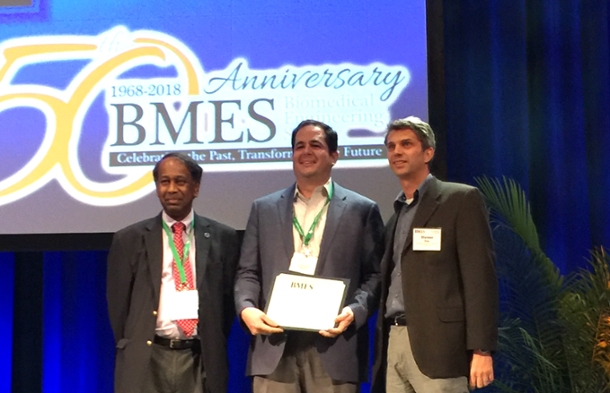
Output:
[2, 0, 610, 391]
[0, 253, 14, 393]
[443, 0, 610, 273]
[41, 251, 114, 393]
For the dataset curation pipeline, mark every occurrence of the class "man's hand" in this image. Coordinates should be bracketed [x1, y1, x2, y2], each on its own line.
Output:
[240, 307, 284, 335]
[319, 307, 354, 338]
[469, 351, 494, 389]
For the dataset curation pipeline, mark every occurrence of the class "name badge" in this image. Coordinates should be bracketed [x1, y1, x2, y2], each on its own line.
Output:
[170, 289, 199, 320]
[412, 228, 442, 251]
[289, 252, 318, 275]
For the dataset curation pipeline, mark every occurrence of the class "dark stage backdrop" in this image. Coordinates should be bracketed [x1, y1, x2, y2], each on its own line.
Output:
[442, 0, 610, 273]
[2, 0, 610, 392]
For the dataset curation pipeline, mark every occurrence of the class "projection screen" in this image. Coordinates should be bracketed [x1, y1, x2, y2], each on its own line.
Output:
[0, 0, 428, 234]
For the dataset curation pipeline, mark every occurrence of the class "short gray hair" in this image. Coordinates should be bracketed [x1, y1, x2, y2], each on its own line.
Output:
[384, 116, 436, 150]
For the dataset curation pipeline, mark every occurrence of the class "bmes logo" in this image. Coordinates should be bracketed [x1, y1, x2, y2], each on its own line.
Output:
[0, 26, 410, 206]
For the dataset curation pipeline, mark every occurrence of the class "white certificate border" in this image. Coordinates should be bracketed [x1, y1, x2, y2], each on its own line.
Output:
[264, 271, 350, 332]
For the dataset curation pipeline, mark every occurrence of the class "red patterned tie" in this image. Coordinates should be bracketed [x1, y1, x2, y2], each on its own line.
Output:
[172, 222, 198, 337]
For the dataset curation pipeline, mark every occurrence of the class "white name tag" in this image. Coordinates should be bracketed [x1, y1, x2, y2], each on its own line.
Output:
[289, 252, 318, 275]
[412, 228, 442, 251]
[170, 289, 199, 320]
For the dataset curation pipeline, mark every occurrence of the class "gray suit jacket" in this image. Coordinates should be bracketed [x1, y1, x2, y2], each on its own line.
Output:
[234, 182, 384, 383]
[372, 177, 498, 391]
[107, 213, 239, 393]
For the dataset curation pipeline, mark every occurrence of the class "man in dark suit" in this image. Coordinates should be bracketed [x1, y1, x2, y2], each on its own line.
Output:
[107, 152, 239, 393]
[234, 120, 384, 392]
[372, 117, 498, 392]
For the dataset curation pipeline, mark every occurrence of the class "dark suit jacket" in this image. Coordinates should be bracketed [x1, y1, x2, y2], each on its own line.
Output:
[107, 213, 239, 393]
[234, 182, 384, 383]
[372, 177, 498, 391]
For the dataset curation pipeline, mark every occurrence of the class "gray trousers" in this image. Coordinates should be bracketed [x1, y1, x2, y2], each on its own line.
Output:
[386, 325, 468, 393]
[141, 342, 205, 393]
[253, 332, 359, 393]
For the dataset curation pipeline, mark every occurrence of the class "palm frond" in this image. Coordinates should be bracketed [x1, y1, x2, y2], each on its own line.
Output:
[559, 247, 610, 391]
[475, 176, 540, 253]
[475, 177, 610, 392]
[476, 176, 568, 391]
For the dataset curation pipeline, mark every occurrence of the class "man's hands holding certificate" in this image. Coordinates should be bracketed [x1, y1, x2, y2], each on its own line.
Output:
[241, 307, 284, 335]
[240, 306, 354, 337]
[319, 306, 354, 337]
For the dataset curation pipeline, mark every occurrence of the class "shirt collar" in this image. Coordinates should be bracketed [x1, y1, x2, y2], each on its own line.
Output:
[294, 178, 333, 202]
[162, 210, 195, 234]
[394, 174, 434, 213]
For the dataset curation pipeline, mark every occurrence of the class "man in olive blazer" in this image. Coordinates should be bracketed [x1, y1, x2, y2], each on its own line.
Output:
[372, 117, 498, 392]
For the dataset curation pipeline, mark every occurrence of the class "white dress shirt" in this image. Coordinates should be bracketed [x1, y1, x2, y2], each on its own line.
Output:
[292, 178, 333, 264]
[155, 210, 198, 339]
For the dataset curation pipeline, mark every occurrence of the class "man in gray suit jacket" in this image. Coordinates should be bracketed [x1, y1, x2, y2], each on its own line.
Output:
[371, 117, 498, 393]
[107, 153, 239, 393]
[234, 120, 384, 392]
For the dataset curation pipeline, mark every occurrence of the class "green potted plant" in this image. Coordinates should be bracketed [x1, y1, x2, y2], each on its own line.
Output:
[476, 177, 610, 392]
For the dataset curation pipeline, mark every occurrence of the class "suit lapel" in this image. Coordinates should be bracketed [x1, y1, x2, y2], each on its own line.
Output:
[316, 182, 347, 274]
[194, 214, 212, 291]
[278, 185, 296, 262]
[402, 177, 442, 254]
[144, 216, 164, 303]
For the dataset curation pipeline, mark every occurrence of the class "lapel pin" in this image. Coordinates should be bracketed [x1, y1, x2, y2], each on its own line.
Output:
[204, 232, 210, 238]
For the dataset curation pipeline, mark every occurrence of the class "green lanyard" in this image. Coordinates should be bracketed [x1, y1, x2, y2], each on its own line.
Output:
[162, 219, 195, 286]
[292, 183, 334, 247]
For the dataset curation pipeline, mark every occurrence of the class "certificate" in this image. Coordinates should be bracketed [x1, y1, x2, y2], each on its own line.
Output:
[265, 272, 349, 331]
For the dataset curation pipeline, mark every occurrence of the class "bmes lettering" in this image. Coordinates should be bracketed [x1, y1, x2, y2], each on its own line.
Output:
[110, 98, 276, 146]
[290, 282, 314, 290]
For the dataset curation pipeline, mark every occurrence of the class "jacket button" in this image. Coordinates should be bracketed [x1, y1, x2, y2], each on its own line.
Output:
[146, 340, 152, 346]
[152, 310, 158, 316]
